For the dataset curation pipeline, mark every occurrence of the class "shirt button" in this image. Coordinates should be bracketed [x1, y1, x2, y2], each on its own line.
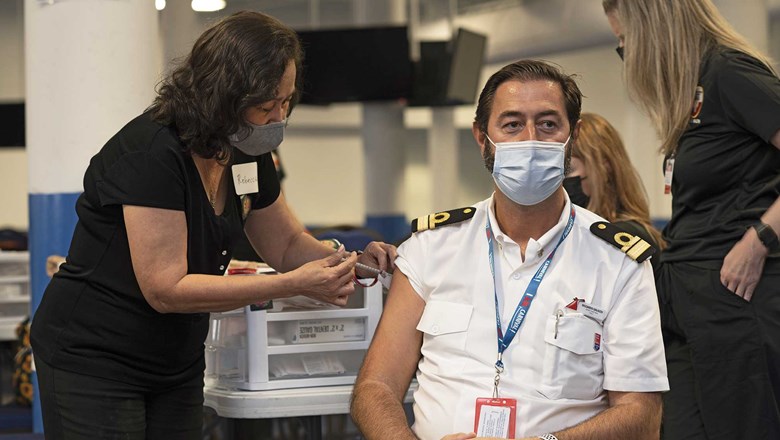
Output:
[537, 249, 544, 258]
[431, 325, 440, 334]
[512, 273, 521, 280]
[219, 265, 225, 271]
[221, 250, 227, 256]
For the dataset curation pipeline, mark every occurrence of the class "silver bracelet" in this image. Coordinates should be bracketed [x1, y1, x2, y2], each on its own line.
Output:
[538, 434, 559, 440]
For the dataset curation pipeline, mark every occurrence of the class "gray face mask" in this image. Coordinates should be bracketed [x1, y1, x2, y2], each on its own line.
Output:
[229, 119, 286, 156]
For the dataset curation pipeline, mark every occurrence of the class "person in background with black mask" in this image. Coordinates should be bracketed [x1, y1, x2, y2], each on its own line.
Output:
[564, 112, 664, 272]
[30, 11, 396, 439]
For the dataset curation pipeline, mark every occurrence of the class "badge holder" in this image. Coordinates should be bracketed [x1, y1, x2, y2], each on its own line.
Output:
[664, 156, 675, 195]
[474, 397, 516, 438]
[474, 359, 517, 438]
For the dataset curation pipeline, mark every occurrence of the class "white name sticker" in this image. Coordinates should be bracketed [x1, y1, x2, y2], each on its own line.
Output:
[231, 162, 259, 195]
[580, 302, 606, 323]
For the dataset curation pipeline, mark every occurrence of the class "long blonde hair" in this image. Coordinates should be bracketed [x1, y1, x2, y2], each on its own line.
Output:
[603, 0, 775, 155]
[574, 113, 665, 248]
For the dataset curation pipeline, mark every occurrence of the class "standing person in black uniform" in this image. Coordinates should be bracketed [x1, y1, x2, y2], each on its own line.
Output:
[604, 0, 780, 438]
[565, 112, 664, 271]
[30, 11, 396, 439]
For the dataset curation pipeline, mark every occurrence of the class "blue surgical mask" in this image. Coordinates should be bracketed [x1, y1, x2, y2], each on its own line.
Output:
[229, 119, 286, 156]
[487, 134, 569, 206]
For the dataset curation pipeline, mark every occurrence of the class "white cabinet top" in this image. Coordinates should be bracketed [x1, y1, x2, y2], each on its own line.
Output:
[0, 250, 29, 263]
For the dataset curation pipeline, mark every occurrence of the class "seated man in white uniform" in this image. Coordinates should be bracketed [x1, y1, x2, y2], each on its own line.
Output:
[350, 59, 668, 440]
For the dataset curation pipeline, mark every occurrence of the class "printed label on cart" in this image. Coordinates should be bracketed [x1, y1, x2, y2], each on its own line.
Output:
[290, 318, 366, 344]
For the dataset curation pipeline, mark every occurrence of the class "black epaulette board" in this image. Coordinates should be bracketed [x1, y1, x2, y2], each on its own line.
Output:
[589, 221, 656, 263]
[411, 207, 476, 233]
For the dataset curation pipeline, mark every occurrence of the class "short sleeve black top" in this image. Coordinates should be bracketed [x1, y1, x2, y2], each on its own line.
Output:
[661, 47, 780, 263]
[30, 112, 280, 386]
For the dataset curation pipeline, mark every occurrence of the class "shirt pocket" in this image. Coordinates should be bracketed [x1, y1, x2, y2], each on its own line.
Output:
[416, 301, 473, 376]
[539, 313, 604, 400]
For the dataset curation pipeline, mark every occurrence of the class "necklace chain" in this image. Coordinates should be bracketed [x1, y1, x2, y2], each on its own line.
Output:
[209, 173, 220, 209]
[205, 167, 222, 210]
[194, 155, 224, 211]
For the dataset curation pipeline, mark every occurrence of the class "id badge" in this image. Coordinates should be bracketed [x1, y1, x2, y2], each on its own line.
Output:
[663, 157, 675, 195]
[474, 397, 516, 438]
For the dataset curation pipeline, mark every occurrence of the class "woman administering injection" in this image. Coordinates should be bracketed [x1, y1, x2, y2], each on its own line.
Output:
[31, 11, 396, 438]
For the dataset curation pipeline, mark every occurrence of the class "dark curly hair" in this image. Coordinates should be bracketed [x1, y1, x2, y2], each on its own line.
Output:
[148, 11, 303, 160]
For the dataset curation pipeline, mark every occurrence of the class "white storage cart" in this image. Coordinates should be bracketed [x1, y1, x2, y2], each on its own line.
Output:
[0, 251, 29, 342]
[206, 275, 382, 391]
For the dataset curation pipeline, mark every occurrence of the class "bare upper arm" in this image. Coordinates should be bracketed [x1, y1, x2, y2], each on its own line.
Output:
[357, 270, 425, 401]
[124, 205, 188, 312]
[243, 193, 307, 270]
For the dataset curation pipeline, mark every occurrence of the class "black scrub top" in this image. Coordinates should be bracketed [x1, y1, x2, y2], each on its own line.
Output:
[30, 112, 280, 386]
[661, 47, 780, 263]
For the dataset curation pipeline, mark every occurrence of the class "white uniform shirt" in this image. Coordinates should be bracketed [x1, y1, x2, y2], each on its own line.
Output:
[395, 195, 669, 440]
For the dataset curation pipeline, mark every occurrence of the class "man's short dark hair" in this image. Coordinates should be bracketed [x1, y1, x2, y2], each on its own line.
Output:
[474, 59, 582, 135]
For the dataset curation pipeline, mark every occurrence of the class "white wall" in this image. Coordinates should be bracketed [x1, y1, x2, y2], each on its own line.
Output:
[0, 148, 28, 230]
[280, 103, 494, 225]
[281, 104, 366, 225]
[0, 0, 24, 101]
[2, 1, 779, 231]
[0, 0, 27, 230]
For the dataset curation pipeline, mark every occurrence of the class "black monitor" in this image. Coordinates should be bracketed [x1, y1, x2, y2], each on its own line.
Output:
[447, 28, 488, 104]
[0, 102, 25, 147]
[297, 26, 413, 105]
[410, 28, 487, 107]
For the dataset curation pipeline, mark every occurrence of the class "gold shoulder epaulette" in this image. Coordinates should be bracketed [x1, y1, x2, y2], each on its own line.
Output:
[411, 207, 476, 233]
[589, 221, 656, 263]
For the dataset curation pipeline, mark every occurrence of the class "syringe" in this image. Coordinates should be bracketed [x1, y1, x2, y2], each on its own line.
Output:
[355, 261, 385, 277]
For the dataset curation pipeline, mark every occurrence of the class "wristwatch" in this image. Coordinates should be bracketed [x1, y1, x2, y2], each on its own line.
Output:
[538, 434, 559, 440]
[324, 238, 342, 250]
[753, 222, 780, 253]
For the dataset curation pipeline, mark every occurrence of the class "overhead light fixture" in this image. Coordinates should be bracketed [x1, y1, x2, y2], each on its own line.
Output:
[191, 0, 226, 12]
[155, 0, 166, 11]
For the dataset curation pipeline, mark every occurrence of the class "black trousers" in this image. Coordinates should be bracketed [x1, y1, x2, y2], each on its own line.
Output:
[657, 259, 780, 440]
[35, 356, 204, 440]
